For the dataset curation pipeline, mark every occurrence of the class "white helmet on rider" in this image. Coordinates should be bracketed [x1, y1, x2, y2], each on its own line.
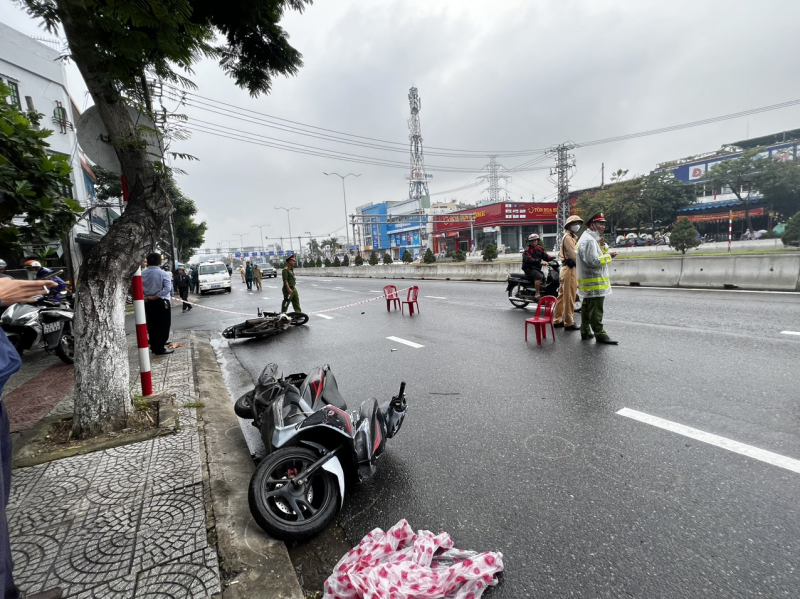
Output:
[527, 234, 540, 243]
[0, 259, 6, 270]
[24, 260, 42, 270]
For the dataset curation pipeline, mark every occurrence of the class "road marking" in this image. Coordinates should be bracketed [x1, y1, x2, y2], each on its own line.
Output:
[386, 336, 424, 349]
[317, 314, 334, 320]
[311, 284, 319, 287]
[369, 290, 383, 293]
[262, 297, 270, 300]
[424, 296, 447, 299]
[322, 279, 332, 282]
[617, 408, 800, 475]
[780, 331, 800, 336]
[265, 285, 277, 289]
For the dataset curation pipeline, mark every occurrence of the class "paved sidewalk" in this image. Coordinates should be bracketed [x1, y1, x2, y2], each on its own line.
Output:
[8, 330, 222, 598]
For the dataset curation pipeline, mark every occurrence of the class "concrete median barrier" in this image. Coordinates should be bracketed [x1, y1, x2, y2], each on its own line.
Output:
[298, 253, 800, 291]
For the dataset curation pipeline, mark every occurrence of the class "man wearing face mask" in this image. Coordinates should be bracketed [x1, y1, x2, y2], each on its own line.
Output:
[553, 215, 583, 330]
[577, 212, 618, 344]
[522, 234, 553, 300]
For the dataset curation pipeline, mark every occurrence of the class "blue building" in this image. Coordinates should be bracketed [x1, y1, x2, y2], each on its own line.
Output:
[357, 202, 391, 254]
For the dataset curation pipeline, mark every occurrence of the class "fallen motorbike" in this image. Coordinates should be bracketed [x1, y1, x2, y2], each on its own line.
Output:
[235, 363, 408, 540]
[1, 300, 75, 364]
[222, 309, 308, 340]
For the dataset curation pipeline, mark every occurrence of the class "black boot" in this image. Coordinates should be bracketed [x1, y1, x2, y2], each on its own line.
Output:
[581, 332, 594, 340]
[596, 335, 618, 345]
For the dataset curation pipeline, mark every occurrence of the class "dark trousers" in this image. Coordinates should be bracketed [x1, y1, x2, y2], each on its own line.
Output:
[0, 401, 19, 598]
[145, 299, 172, 354]
[246, 278, 253, 290]
[580, 296, 607, 337]
[178, 287, 190, 310]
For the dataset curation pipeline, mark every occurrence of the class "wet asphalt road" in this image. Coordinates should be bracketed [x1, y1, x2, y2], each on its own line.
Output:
[149, 274, 800, 598]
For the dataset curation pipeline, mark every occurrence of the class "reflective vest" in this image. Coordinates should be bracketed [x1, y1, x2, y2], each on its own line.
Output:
[576, 230, 612, 298]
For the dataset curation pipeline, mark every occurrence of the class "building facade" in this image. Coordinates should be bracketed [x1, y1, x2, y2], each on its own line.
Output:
[1, 22, 113, 279]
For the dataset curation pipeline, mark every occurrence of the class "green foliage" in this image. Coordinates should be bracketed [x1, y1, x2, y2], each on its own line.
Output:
[423, 248, 436, 264]
[307, 237, 320, 257]
[669, 218, 701, 254]
[315, 257, 322, 268]
[452, 249, 466, 262]
[342, 254, 350, 266]
[383, 253, 393, 265]
[369, 251, 379, 266]
[576, 171, 694, 235]
[401, 249, 413, 263]
[482, 243, 498, 261]
[324, 257, 332, 267]
[354, 254, 364, 266]
[333, 256, 341, 267]
[0, 82, 81, 258]
[782, 212, 800, 247]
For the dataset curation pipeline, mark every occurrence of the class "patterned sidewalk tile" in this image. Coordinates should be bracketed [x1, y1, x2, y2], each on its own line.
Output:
[10, 330, 221, 597]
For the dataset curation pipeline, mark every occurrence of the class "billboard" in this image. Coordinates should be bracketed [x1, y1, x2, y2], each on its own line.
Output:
[433, 202, 558, 233]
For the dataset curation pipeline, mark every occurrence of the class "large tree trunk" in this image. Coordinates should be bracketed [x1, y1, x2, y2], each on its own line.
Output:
[57, 0, 173, 438]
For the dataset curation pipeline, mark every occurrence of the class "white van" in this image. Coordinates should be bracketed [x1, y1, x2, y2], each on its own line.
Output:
[197, 260, 231, 295]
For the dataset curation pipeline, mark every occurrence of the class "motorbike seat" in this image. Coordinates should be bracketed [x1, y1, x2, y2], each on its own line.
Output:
[301, 366, 348, 411]
[510, 272, 529, 279]
[245, 318, 267, 327]
[281, 384, 308, 426]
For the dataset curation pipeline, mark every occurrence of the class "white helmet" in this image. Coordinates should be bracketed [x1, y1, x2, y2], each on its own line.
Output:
[24, 260, 42, 269]
[0, 259, 6, 269]
[527, 234, 540, 242]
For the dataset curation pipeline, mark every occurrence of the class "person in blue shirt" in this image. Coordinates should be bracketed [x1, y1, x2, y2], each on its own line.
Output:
[0, 277, 63, 599]
[141, 253, 174, 355]
[24, 261, 67, 301]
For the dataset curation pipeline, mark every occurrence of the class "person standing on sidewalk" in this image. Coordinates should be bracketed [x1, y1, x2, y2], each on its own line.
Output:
[244, 261, 253, 291]
[0, 278, 63, 599]
[281, 255, 301, 313]
[553, 215, 583, 331]
[142, 253, 174, 355]
[253, 264, 263, 291]
[576, 213, 618, 345]
[174, 266, 192, 312]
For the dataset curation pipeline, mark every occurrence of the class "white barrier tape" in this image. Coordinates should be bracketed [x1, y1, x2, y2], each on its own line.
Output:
[171, 287, 415, 318]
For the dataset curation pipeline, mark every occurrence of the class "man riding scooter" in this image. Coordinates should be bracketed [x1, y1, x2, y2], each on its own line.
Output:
[522, 234, 553, 300]
[24, 261, 66, 302]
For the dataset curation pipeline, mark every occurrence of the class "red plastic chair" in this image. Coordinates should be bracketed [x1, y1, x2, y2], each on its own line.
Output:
[401, 286, 420, 316]
[383, 285, 400, 312]
[525, 296, 557, 345]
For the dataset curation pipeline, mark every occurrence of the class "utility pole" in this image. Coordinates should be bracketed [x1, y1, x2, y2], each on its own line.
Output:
[232, 232, 247, 254]
[407, 87, 432, 257]
[601, 162, 605, 188]
[250, 224, 269, 256]
[275, 207, 300, 254]
[324, 172, 360, 255]
[548, 142, 577, 251]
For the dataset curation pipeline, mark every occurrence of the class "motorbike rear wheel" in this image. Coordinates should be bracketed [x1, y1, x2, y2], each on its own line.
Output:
[54, 323, 74, 365]
[287, 312, 309, 326]
[248, 446, 340, 541]
[508, 285, 530, 308]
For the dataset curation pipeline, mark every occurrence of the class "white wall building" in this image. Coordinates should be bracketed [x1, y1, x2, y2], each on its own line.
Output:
[0, 22, 112, 278]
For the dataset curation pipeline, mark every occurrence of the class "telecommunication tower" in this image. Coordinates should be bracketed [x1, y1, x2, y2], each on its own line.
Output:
[407, 87, 432, 251]
[478, 155, 511, 203]
[548, 142, 576, 251]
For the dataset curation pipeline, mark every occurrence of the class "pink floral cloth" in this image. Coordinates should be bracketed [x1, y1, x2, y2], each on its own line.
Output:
[324, 519, 504, 599]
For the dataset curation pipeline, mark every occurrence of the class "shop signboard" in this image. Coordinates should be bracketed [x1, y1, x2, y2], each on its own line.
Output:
[433, 202, 559, 233]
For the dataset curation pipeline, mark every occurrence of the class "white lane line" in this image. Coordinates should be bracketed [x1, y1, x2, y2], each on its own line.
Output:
[311, 284, 319, 287]
[386, 336, 424, 349]
[780, 331, 800, 336]
[262, 297, 270, 300]
[617, 408, 800, 475]
[424, 296, 447, 299]
[322, 279, 332, 282]
[317, 314, 334, 320]
[265, 285, 277, 289]
[369, 290, 383, 293]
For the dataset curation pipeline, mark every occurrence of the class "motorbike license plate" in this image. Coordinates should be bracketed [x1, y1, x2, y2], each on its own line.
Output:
[42, 322, 61, 334]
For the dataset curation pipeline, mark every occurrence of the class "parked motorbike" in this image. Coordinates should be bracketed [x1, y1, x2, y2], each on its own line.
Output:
[0, 300, 75, 364]
[235, 362, 408, 540]
[222, 309, 308, 340]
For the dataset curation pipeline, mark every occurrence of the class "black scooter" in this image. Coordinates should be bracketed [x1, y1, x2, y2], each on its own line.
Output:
[0, 300, 75, 364]
[222, 310, 308, 340]
[505, 260, 561, 308]
[235, 363, 408, 540]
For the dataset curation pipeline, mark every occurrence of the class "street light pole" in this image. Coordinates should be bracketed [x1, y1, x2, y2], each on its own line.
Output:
[232, 233, 248, 262]
[250, 224, 270, 256]
[275, 207, 300, 254]
[324, 172, 360, 255]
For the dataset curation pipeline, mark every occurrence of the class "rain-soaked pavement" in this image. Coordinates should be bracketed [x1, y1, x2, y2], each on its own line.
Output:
[149, 274, 800, 598]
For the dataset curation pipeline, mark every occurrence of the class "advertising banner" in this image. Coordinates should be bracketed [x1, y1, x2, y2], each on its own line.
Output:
[434, 202, 558, 233]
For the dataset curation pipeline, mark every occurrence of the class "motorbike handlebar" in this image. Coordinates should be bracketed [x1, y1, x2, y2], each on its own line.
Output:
[391, 382, 407, 410]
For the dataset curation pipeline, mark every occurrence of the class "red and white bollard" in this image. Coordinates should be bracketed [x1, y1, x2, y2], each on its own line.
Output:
[131, 267, 152, 396]
[728, 210, 733, 252]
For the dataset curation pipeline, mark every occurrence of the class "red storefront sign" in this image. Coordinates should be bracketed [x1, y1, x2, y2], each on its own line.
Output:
[433, 202, 558, 233]
[682, 207, 765, 223]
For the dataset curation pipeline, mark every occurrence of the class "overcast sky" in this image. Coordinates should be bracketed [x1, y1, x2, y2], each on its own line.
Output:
[4, 0, 800, 250]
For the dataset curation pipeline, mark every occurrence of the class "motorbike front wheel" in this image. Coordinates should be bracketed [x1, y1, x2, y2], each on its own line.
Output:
[248, 446, 340, 541]
[508, 285, 530, 308]
[234, 390, 255, 419]
[287, 312, 309, 326]
[55, 324, 74, 365]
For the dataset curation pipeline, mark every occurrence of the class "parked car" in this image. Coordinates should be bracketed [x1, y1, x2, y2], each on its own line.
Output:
[255, 262, 277, 278]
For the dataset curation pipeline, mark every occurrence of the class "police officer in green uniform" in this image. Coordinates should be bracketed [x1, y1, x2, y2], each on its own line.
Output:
[281, 255, 301, 313]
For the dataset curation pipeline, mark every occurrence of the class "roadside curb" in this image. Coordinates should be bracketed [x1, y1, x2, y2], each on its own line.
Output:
[192, 331, 304, 599]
